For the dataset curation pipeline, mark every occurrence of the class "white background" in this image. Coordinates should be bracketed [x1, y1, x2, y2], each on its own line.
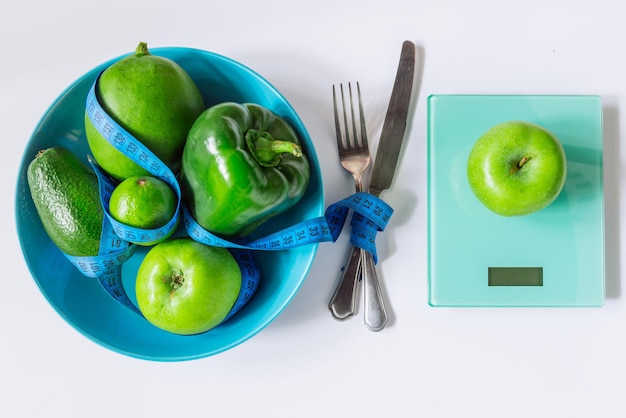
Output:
[3, 0, 625, 417]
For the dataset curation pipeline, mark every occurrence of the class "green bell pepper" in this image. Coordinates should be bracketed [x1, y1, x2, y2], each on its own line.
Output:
[180, 102, 310, 237]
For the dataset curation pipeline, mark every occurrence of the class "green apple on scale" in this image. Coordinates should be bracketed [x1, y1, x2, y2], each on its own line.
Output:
[467, 120, 567, 216]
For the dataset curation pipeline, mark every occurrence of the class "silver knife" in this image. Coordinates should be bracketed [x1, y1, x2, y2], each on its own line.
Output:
[357, 40, 416, 331]
[369, 41, 415, 197]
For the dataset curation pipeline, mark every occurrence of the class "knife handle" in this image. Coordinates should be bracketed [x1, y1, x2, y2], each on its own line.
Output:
[328, 245, 361, 320]
[362, 251, 388, 332]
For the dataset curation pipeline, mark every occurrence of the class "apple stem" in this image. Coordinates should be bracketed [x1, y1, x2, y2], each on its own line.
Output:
[510, 156, 531, 174]
[517, 156, 531, 169]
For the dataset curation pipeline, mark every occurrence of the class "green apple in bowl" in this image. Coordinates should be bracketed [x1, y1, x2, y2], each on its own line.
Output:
[135, 237, 242, 335]
[467, 120, 567, 216]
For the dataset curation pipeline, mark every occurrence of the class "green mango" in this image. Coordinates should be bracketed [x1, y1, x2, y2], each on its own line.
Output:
[85, 42, 205, 181]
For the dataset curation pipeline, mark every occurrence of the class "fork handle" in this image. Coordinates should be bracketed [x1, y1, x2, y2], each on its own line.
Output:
[362, 251, 388, 332]
[328, 245, 361, 320]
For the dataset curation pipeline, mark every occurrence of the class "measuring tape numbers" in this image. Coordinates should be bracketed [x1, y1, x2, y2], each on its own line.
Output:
[183, 191, 393, 264]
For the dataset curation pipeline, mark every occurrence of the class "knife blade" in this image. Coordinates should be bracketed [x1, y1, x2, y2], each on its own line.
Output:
[362, 40, 416, 331]
[369, 40, 416, 197]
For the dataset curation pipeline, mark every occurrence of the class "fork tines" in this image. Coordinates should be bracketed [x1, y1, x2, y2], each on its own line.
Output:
[333, 82, 368, 153]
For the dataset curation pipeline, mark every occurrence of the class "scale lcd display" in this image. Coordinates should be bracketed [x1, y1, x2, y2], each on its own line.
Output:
[488, 267, 543, 287]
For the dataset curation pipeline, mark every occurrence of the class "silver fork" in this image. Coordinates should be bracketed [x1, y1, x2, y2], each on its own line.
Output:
[328, 82, 371, 320]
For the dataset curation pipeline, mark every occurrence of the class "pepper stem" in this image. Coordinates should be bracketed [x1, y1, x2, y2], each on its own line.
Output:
[245, 129, 302, 167]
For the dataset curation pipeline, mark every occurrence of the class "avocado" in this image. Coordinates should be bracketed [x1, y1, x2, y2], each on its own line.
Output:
[27, 147, 103, 257]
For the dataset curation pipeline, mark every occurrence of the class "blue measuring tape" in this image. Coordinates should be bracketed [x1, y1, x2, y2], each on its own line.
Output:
[73, 73, 394, 324]
[64, 216, 139, 314]
[182, 192, 392, 262]
[85, 80, 181, 246]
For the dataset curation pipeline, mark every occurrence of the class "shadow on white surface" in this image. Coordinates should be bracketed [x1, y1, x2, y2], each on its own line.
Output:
[603, 103, 620, 299]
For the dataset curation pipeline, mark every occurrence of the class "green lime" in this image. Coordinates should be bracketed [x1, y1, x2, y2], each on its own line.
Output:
[85, 42, 205, 181]
[109, 176, 177, 242]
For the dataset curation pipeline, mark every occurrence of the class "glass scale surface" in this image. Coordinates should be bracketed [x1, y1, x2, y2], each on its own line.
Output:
[427, 95, 605, 307]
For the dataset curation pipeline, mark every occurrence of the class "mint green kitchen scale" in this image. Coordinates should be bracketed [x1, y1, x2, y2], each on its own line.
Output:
[427, 95, 605, 307]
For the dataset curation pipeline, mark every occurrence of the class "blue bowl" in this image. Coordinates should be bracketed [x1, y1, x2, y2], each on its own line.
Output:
[15, 46, 323, 361]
